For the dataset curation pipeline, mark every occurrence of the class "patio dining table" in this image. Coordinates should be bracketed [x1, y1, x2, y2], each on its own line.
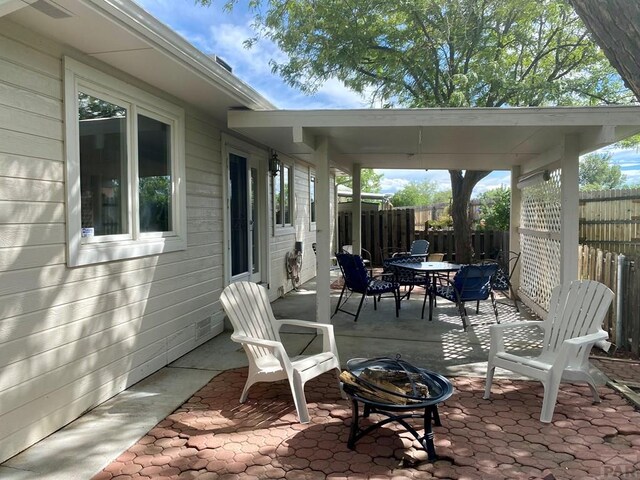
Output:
[389, 261, 462, 319]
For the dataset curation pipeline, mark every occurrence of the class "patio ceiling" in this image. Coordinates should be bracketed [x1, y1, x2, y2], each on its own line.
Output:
[228, 106, 640, 173]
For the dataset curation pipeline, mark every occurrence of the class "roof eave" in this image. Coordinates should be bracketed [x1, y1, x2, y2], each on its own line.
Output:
[87, 0, 275, 111]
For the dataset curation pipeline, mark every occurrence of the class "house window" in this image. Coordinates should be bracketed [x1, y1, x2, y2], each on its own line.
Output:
[64, 57, 186, 266]
[274, 162, 293, 227]
[310, 174, 316, 224]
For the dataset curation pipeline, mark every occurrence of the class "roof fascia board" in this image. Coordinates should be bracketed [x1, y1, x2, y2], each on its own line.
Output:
[229, 106, 640, 129]
[83, 0, 275, 110]
[332, 153, 526, 171]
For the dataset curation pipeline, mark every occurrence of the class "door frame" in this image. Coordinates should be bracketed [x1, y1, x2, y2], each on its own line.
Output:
[221, 133, 269, 286]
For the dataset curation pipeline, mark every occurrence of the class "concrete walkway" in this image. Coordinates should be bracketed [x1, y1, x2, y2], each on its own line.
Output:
[1, 280, 637, 479]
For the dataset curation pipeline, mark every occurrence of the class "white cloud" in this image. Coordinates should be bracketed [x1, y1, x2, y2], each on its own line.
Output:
[209, 29, 366, 109]
[376, 168, 512, 196]
[380, 177, 410, 194]
[134, 0, 367, 110]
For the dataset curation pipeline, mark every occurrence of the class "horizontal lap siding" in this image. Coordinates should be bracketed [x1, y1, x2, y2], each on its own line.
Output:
[0, 21, 223, 462]
[269, 162, 334, 297]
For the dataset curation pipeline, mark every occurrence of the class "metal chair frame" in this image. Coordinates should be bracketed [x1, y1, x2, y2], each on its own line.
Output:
[333, 252, 400, 322]
[429, 263, 499, 331]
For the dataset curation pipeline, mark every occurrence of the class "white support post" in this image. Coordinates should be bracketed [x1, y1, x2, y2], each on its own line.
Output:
[510, 165, 522, 293]
[352, 164, 362, 254]
[314, 137, 331, 324]
[560, 135, 580, 284]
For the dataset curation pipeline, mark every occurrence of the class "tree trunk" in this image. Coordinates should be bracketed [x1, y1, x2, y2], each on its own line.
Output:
[449, 170, 491, 264]
[569, 0, 640, 102]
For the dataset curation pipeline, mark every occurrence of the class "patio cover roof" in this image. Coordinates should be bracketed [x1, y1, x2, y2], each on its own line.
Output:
[228, 106, 640, 173]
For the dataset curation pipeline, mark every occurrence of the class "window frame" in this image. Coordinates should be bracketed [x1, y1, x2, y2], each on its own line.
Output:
[64, 57, 186, 267]
[273, 159, 294, 231]
[309, 169, 316, 229]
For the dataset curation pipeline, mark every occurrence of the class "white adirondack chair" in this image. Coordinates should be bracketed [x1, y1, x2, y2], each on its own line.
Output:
[483, 280, 614, 423]
[220, 281, 342, 424]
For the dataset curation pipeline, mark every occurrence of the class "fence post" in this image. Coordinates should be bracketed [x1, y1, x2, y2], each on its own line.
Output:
[617, 254, 625, 348]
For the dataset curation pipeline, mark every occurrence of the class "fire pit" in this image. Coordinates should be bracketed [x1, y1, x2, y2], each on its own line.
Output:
[340, 356, 453, 462]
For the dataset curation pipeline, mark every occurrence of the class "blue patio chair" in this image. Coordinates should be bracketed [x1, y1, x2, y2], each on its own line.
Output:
[380, 239, 430, 262]
[333, 252, 400, 322]
[428, 263, 499, 331]
[488, 250, 521, 311]
[341, 244, 372, 270]
[408, 239, 429, 256]
[382, 255, 429, 301]
[392, 239, 430, 258]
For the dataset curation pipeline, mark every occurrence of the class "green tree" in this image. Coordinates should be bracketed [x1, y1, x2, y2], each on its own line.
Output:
[579, 152, 626, 191]
[391, 180, 448, 207]
[139, 176, 170, 231]
[78, 92, 125, 119]
[201, 0, 631, 262]
[336, 168, 383, 193]
[617, 134, 640, 151]
[477, 187, 511, 231]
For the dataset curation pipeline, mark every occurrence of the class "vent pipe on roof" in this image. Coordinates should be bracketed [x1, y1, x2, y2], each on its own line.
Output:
[30, 0, 73, 18]
[213, 55, 232, 73]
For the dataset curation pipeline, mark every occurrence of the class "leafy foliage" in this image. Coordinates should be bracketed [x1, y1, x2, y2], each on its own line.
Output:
[616, 134, 640, 151]
[139, 176, 170, 232]
[430, 210, 454, 230]
[390, 180, 450, 207]
[209, 0, 631, 107]
[78, 93, 125, 120]
[336, 168, 383, 193]
[477, 187, 511, 231]
[579, 153, 626, 191]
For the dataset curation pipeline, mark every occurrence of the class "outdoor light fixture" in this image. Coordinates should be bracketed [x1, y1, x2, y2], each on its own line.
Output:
[269, 150, 280, 177]
[517, 169, 550, 189]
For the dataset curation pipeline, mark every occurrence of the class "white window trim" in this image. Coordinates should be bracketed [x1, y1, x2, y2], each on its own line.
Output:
[273, 159, 295, 232]
[309, 168, 317, 230]
[64, 57, 187, 267]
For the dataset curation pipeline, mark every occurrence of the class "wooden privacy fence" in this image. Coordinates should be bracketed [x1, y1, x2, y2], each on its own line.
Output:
[407, 200, 482, 231]
[416, 230, 509, 262]
[338, 209, 415, 265]
[337, 209, 508, 265]
[578, 245, 640, 356]
[579, 188, 640, 257]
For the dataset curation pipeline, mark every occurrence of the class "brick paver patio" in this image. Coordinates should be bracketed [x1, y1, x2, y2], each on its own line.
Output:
[92, 367, 640, 480]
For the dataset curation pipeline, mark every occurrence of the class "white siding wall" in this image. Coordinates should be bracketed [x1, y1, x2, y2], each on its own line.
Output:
[268, 158, 334, 297]
[0, 20, 225, 462]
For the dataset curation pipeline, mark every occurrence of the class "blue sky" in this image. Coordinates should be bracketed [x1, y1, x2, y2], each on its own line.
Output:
[135, 0, 640, 195]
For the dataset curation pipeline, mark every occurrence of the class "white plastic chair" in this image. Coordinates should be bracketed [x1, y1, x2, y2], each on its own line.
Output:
[220, 281, 342, 424]
[483, 280, 614, 423]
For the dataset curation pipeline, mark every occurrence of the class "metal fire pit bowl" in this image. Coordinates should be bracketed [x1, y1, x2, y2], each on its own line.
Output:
[341, 356, 454, 462]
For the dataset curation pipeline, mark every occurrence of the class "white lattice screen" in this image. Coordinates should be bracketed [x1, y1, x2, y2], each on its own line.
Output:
[519, 168, 562, 311]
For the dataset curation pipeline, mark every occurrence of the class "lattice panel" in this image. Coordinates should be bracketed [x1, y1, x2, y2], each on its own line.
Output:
[520, 235, 561, 309]
[521, 169, 561, 232]
[519, 169, 562, 311]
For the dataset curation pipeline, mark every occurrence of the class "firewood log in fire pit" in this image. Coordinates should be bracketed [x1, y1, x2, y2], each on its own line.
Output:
[340, 368, 430, 405]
